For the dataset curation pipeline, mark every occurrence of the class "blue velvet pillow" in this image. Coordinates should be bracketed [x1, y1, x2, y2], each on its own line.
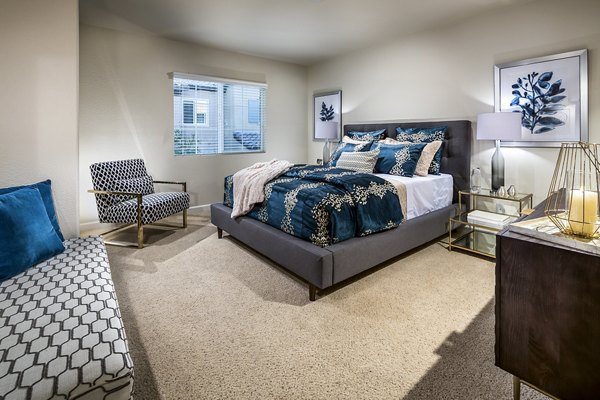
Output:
[328, 141, 373, 167]
[395, 126, 448, 174]
[374, 143, 426, 176]
[0, 188, 65, 282]
[346, 129, 386, 142]
[0, 180, 64, 241]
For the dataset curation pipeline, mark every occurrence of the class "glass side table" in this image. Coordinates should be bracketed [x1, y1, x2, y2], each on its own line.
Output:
[448, 189, 533, 258]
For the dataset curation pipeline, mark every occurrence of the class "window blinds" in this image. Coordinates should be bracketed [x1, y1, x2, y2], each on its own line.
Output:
[172, 73, 267, 155]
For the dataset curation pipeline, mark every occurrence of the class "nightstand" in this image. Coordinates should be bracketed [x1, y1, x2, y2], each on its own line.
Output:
[448, 189, 533, 258]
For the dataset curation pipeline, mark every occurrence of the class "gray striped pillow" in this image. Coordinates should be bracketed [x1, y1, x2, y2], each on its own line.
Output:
[335, 149, 380, 173]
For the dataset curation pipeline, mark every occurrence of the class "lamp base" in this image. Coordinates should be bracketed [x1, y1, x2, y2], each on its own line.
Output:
[491, 139, 505, 192]
[322, 139, 331, 165]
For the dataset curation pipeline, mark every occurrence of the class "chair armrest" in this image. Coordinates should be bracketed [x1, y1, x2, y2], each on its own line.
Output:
[88, 189, 143, 198]
[88, 189, 143, 212]
[152, 181, 187, 192]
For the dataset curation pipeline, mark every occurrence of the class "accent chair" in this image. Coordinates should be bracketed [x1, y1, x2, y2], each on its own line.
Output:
[90, 159, 190, 248]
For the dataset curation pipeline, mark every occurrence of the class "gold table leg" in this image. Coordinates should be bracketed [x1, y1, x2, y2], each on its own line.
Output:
[513, 376, 521, 400]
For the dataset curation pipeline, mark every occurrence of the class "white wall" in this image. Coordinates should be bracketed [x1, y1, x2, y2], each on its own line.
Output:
[307, 0, 600, 205]
[79, 25, 307, 225]
[0, 0, 79, 238]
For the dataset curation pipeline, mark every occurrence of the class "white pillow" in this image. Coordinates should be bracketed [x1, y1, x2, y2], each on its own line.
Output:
[414, 141, 442, 176]
[342, 136, 367, 145]
[335, 149, 380, 173]
[382, 137, 404, 145]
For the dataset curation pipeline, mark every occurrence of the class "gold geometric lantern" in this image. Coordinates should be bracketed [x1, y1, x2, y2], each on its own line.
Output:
[545, 142, 600, 239]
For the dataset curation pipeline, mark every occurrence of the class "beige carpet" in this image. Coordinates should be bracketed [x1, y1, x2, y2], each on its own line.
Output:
[102, 215, 547, 399]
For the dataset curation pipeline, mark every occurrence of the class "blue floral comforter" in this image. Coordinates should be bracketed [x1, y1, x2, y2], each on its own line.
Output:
[224, 165, 403, 247]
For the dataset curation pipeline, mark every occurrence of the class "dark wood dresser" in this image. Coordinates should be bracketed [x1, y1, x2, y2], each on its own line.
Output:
[496, 204, 600, 399]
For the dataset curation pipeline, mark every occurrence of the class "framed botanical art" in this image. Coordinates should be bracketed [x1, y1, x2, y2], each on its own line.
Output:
[313, 90, 342, 142]
[495, 49, 588, 147]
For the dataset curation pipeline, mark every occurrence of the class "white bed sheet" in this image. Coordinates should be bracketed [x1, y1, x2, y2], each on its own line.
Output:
[375, 173, 453, 220]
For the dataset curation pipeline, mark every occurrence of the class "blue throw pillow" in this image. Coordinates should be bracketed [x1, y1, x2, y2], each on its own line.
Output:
[0, 180, 64, 241]
[374, 143, 426, 176]
[328, 141, 373, 167]
[346, 129, 386, 142]
[0, 188, 65, 282]
[395, 126, 448, 174]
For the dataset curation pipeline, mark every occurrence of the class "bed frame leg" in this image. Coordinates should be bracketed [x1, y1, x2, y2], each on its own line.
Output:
[217, 227, 223, 239]
[309, 285, 317, 301]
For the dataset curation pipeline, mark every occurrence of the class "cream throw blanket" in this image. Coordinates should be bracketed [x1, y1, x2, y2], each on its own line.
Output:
[231, 159, 294, 218]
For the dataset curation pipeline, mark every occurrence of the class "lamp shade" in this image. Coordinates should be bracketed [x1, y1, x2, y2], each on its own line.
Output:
[316, 121, 339, 140]
[476, 112, 522, 141]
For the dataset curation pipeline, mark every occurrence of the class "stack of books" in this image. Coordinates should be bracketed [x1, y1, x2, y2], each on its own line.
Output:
[467, 210, 516, 231]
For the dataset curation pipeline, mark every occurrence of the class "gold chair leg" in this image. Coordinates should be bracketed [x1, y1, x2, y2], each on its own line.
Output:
[137, 195, 144, 249]
[183, 209, 188, 228]
[137, 222, 144, 249]
[513, 376, 521, 400]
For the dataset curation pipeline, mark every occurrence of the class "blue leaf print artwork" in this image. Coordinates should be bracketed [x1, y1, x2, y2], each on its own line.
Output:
[320, 102, 335, 122]
[510, 71, 566, 134]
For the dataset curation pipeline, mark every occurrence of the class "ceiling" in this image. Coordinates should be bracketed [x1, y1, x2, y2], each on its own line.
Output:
[79, 0, 529, 66]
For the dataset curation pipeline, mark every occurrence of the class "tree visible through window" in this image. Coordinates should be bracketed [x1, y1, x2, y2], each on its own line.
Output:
[172, 74, 266, 155]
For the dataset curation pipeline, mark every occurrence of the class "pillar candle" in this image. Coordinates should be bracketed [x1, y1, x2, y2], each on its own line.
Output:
[568, 189, 598, 236]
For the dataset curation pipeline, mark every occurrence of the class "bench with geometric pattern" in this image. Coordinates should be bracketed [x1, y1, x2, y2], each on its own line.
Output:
[0, 237, 133, 400]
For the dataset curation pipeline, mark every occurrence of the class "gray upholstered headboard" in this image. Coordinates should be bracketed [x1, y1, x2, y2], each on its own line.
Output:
[343, 120, 472, 203]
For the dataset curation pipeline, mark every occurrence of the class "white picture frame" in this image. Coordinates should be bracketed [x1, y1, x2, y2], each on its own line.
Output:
[494, 49, 588, 147]
[313, 90, 342, 142]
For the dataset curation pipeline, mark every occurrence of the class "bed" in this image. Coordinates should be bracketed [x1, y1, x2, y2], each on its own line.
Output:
[211, 120, 471, 300]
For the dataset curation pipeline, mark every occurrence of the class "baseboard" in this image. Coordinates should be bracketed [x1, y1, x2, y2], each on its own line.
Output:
[189, 203, 211, 217]
[79, 204, 212, 232]
[79, 221, 119, 233]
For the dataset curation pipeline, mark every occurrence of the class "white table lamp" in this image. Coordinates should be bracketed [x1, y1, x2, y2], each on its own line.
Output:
[317, 121, 339, 164]
[476, 112, 522, 192]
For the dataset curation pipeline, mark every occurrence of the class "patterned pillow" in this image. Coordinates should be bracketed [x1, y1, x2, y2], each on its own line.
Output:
[346, 129, 386, 142]
[414, 141, 442, 176]
[336, 148, 380, 173]
[395, 126, 448, 174]
[328, 141, 373, 167]
[374, 143, 426, 177]
[395, 126, 447, 142]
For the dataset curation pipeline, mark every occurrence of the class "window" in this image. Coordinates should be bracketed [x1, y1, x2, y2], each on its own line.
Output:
[182, 100, 209, 126]
[172, 73, 267, 155]
[248, 99, 259, 124]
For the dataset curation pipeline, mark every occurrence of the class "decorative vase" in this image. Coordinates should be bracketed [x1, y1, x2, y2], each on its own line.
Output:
[320, 121, 338, 165]
[470, 167, 481, 193]
[322, 140, 331, 165]
[507, 185, 516, 197]
[491, 141, 505, 191]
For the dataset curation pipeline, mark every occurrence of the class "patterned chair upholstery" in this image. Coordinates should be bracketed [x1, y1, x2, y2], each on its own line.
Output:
[90, 159, 190, 248]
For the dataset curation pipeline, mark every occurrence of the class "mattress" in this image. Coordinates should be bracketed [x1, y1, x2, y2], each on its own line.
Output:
[376, 173, 453, 220]
[0, 237, 133, 400]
